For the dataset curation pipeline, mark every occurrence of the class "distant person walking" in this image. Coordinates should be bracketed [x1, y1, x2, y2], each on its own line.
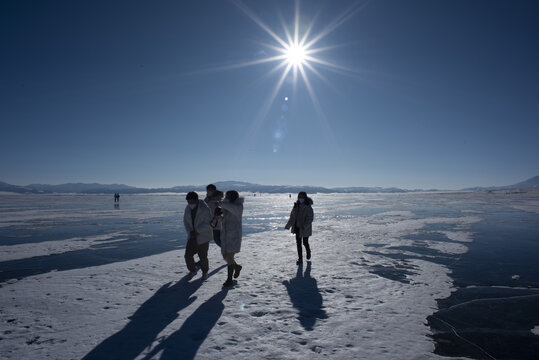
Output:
[285, 191, 314, 265]
[219, 190, 244, 287]
[204, 184, 224, 247]
[183, 191, 213, 280]
[114, 193, 120, 202]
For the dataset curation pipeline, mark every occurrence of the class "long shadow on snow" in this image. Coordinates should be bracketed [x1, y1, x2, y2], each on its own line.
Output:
[283, 262, 327, 331]
[141, 287, 230, 360]
[83, 265, 226, 360]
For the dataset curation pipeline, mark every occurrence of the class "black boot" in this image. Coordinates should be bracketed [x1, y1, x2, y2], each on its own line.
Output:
[234, 264, 242, 279]
[306, 246, 311, 260]
[223, 265, 234, 287]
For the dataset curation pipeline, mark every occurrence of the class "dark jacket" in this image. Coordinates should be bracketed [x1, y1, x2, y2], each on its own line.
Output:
[204, 190, 224, 229]
[285, 197, 314, 238]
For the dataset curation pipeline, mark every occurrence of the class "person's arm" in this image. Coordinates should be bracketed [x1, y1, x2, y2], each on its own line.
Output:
[285, 206, 296, 229]
[305, 206, 314, 226]
[183, 207, 192, 233]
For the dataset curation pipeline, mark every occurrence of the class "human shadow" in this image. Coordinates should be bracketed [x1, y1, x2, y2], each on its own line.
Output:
[283, 262, 327, 331]
[141, 287, 230, 360]
[82, 265, 225, 360]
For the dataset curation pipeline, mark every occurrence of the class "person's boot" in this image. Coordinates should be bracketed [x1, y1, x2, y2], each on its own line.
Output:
[234, 264, 242, 279]
[306, 246, 311, 260]
[223, 265, 234, 287]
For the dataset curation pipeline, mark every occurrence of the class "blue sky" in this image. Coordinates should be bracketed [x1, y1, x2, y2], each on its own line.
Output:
[1, 0, 538, 189]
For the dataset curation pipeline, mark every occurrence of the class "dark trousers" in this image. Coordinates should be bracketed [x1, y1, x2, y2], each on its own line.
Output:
[295, 230, 311, 261]
[213, 230, 221, 247]
[185, 238, 209, 273]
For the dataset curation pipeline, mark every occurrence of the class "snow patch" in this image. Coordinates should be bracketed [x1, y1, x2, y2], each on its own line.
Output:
[438, 231, 474, 243]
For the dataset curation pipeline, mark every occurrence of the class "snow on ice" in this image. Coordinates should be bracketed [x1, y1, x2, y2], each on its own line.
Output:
[0, 192, 537, 359]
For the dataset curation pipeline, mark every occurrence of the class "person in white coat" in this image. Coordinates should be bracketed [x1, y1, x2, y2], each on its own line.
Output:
[285, 191, 314, 265]
[183, 191, 213, 280]
[219, 190, 244, 287]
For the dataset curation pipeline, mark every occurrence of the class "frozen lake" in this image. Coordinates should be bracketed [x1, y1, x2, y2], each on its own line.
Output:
[1, 191, 538, 359]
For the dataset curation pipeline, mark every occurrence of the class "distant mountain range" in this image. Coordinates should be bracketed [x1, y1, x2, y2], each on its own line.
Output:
[460, 175, 539, 191]
[1, 176, 538, 195]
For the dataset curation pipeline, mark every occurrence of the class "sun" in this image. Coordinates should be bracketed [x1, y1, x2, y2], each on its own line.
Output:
[220, 0, 367, 152]
[285, 43, 306, 66]
[226, 0, 365, 99]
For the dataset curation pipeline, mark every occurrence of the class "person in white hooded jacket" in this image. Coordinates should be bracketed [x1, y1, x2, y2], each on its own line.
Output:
[183, 191, 213, 279]
[219, 190, 244, 287]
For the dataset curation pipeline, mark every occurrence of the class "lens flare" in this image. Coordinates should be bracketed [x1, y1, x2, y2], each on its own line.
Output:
[285, 43, 306, 66]
[224, 0, 368, 154]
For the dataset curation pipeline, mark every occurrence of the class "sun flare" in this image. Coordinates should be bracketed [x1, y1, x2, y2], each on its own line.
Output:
[225, 0, 367, 152]
[285, 43, 306, 66]
[228, 0, 365, 100]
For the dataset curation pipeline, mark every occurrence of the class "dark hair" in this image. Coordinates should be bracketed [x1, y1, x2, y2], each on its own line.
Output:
[185, 191, 198, 201]
[297, 191, 307, 199]
[226, 190, 239, 202]
[206, 184, 216, 191]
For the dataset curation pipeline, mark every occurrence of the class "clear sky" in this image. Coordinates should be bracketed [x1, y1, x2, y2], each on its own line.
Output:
[1, 0, 538, 189]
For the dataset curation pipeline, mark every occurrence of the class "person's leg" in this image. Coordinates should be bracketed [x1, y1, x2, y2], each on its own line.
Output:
[231, 252, 241, 278]
[197, 241, 210, 274]
[213, 230, 221, 247]
[295, 230, 303, 264]
[223, 253, 235, 286]
[184, 237, 198, 272]
[303, 237, 311, 260]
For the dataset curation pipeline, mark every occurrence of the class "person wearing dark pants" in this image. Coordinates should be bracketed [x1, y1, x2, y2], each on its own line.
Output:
[285, 191, 314, 265]
[184, 236, 209, 274]
[295, 232, 311, 264]
[183, 191, 213, 280]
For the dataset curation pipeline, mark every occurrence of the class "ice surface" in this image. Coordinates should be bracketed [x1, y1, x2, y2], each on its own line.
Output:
[0, 232, 133, 261]
[0, 192, 537, 359]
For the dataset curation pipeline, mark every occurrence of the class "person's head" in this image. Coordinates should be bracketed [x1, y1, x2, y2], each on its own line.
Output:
[186, 191, 199, 206]
[225, 190, 239, 203]
[297, 191, 307, 204]
[206, 184, 216, 196]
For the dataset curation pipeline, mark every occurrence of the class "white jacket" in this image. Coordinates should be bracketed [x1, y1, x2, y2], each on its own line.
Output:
[183, 200, 213, 245]
[220, 198, 244, 254]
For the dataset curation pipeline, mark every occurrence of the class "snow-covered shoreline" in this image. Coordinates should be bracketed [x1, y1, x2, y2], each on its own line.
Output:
[2, 192, 539, 359]
[0, 201, 483, 359]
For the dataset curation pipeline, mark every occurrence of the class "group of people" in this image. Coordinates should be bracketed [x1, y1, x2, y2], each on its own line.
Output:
[183, 184, 314, 287]
[183, 184, 244, 287]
